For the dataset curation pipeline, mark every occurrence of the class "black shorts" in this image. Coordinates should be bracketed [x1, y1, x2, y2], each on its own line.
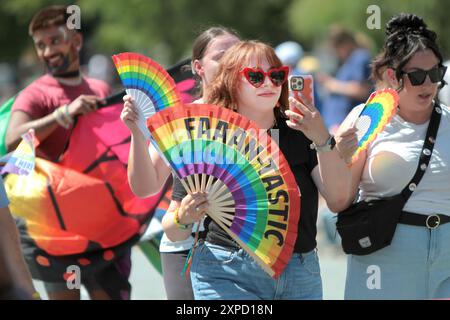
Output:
[43, 249, 132, 299]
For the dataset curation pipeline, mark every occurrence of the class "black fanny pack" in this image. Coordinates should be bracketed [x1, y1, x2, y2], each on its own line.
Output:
[336, 194, 405, 255]
[336, 103, 442, 255]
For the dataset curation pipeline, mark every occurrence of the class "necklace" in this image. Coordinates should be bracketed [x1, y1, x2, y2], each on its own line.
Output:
[54, 70, 81, 78]
[55, 74, 83, 86]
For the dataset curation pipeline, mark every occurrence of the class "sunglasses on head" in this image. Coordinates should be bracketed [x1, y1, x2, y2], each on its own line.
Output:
[240, 66, 289, 88]
[400, 65, 447, 86]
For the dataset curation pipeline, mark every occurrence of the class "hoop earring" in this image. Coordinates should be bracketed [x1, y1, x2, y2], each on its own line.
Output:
[395, 78, 404, 93]
[191, 61, 196, 75]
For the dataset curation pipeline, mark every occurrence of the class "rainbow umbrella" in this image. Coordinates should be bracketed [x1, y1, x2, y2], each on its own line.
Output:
[3, 104, 164, 287]
[147, 103, 301, 278]
[0, 59, 196, 283]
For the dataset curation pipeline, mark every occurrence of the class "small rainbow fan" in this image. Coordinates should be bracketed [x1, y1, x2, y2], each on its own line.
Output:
[0, 129, 37, 176]
[147, 103, 301, 278]
[112, 52, 183, 139]
[351, 88, 398, 163]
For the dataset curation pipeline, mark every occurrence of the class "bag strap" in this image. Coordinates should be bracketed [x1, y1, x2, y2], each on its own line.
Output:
[400, 102, 442, 201]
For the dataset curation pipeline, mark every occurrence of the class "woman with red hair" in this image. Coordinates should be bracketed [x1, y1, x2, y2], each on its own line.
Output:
[162, 40, 355, 300]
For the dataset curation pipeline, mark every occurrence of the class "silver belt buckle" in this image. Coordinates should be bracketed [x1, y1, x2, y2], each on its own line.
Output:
[426, 214, 441, 229]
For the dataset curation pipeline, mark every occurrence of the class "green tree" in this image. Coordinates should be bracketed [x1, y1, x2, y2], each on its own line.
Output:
[287, 0, 450, 57]
[0, 0, 295, 66]
[1, 0, 449, 67]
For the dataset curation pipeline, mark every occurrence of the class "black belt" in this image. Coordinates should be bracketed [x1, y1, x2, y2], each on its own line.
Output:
[205, 234, 240, 250]
[399, 212, 450, 229]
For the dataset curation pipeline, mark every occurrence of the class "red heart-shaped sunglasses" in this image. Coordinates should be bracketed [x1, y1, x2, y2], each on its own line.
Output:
[240, 66, 289, 88]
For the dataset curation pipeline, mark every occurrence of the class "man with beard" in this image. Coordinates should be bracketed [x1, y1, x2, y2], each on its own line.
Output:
[4, 5, 129, 300]
[6, 5, 108, 162]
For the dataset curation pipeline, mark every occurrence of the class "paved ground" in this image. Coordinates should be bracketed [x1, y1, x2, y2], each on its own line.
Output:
[33, 209, 347, 300]
[316, 212, 347, 300]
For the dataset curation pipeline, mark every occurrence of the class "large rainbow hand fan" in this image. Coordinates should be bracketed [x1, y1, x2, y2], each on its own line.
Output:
[351, 88, 398, 163]
[112, 52, 183, 139]
[147, 103, 301, 278]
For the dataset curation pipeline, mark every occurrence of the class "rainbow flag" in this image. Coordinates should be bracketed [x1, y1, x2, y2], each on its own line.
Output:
[0, 96, 16, 156]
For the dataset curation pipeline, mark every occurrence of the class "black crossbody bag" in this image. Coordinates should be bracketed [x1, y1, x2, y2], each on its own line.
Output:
[336, 103, 442, 255]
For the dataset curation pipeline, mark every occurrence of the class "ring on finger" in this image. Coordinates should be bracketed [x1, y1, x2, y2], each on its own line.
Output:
[195, 206, 200, 213]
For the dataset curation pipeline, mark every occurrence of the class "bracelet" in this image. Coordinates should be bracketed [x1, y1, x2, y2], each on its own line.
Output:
[32, 291, 41, 300]
[53, 105, 74, 128]
[53, 107, 70, 129]
[63, 104, 74, 124]
[173, 208, 194, 230]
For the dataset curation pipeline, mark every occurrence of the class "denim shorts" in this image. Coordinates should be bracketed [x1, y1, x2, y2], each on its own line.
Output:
[190, 240, 323, 300]
[345, 223, 450, 299]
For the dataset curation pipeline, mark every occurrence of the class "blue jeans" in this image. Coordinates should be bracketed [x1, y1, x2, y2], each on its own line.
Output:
[190, 241, 322, 300]
[345, 223, 450, 299]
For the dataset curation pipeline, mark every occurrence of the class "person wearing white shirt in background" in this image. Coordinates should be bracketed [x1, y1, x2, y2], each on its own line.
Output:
[121, 27, 240, 300]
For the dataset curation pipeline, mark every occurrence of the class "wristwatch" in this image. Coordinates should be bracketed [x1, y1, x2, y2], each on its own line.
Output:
[311, 135, 336, 153]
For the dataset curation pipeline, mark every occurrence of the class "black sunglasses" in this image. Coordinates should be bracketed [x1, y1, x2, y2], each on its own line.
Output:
[400, 65, 447, 86]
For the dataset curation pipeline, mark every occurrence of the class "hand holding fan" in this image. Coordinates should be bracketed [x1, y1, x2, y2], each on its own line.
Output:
[112, 52, 183, 139]
[147, 103, 301, 278]
[351, 88, 398, 163]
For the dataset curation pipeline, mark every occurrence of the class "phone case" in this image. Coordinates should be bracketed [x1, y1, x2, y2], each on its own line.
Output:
[289, 75, 314, 113]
